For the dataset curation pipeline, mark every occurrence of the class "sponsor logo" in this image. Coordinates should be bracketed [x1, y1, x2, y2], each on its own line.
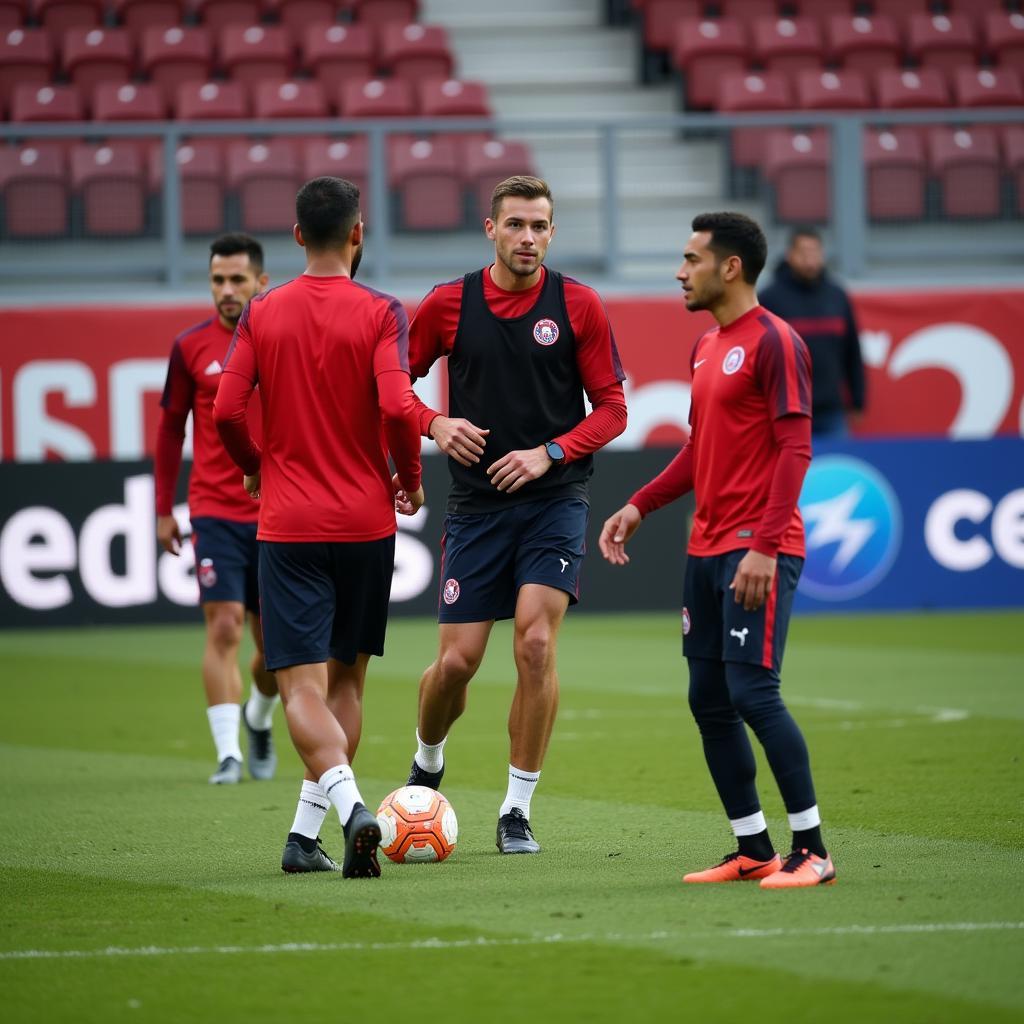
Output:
[681, 606, 691, 635]
[559, 557, 569, 573]
[738, 863, 767, 877]
[533, 319, 560, 346]
[442, 578, 460, 605]
[203, 360, 222, 376]
[924, 487, 1024, 572]
[693, 359, 707, 370]
[729, 627, 749, 647]
[198, 557, 217, 589]
[799, 455, 902, 601]
[722, 346, 745, 375]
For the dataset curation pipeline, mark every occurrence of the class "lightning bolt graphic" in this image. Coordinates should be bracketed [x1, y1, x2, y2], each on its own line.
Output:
[802, 483, 876, 573]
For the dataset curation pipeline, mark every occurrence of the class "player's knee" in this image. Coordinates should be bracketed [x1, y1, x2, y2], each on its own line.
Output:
[436, 646, 480, 688]
[207, 609, 243, 651]
[513, 629, 554, 680]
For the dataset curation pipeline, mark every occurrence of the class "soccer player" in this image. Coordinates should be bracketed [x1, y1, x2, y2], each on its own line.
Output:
[214, 176, 423, 878]
[402, 175, 627, 854]
[598, 212, 836, 889]
[155, 233, 280, 786]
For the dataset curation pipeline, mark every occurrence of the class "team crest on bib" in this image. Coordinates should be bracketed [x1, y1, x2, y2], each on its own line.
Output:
[198, 557, 217, 589]
[682, 606, 691, 635]
[533, 319, 559, 346]
[722, 346, 745, 375]
[443, 578, 460, 605]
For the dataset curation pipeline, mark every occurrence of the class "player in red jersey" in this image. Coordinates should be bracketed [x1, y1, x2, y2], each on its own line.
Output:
[599, 212, 836, 889]
[155, 233, 280, 786]
[401, 176, 627, 854]
[214, 177, 423, 878]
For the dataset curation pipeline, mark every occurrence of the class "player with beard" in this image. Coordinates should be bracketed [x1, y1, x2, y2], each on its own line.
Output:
[155, 233, 280, 786]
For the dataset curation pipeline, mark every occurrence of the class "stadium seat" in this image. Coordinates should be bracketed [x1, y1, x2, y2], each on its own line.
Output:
[92, 80, 164, 119]
[0, 29, 54, 111]
[0, 144, 68, 238]
[227, 138, 301, 232]
[874, 0, 932, 23]
[636, 0, 702, 57]
[944, 0, 1010, 18]
[350, 0, 418, 26]
[795, 68, 871, 110]
[378, 22, 453, 84]
[864, 128, 926, 221]
[193, 0, 262, 35]
[10, 81, 83, 122]
[906, 14, 977, 77]
[389, 135, 462, 230]
[716, 70, 792, 170]
[795, 0, 853, 32]
[33, 0, 103, 34]
[1003, 124, 1024, 215]
[221, 25, 294, 86]
[63, 28, 134, 101]
[672, 18, 749, 111]
[303, 136, 370, 217]
[110, 0, 185, 41]
[753, 17, 823, 77]
[268, 0, 342, 45]
[302, 23, 376, 96]
[140, 26, 215, 108]
[175, 78, 249, 120]
[827, 14, 901, 75]
[148, 140, 226, 234]
[0, 0, 28, 30]
[953, 66, 1024, 107]
[71, 142, 147, 235]
[716, 0, 778, 20]
[462, 137, 535, 221]
[928, 126, 1001, 218]
[984, 11, 1024, 71]
[764, 129, 830, 223]
[253, 78, 330, 118]
[338, 75, 416, 118]
[418, 78, 491, 154]
[875, 68, 949, 109]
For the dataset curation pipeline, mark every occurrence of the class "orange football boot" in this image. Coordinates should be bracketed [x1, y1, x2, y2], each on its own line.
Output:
[759, 848, 836, 889]
[683, 851, 782, 883]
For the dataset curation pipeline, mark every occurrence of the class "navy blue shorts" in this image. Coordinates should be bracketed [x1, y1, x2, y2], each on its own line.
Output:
[682, 550, 803, 677]
[437, 497, 588, 623]
[258, 536, 395, 671]
[191, 516, 260, 613]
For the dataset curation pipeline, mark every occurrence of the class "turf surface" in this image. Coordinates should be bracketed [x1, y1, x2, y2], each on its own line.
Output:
[1, 611, 1022, 1023]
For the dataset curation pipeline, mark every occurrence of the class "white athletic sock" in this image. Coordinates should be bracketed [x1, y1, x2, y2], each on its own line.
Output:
[788, 805, 821, 831]
[414, 729, 446, 773]
[729, 810, 768, 837]
[207, 703, 243, 764]
[319, 764, 363, 829]
[245, 688, 279, 731]
[290, 780, 331, 840]
[499, 764, 540, 819]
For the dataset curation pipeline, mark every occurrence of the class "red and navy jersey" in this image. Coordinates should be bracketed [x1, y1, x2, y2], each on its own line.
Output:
[688, 305, 812, 558]
[159, 316, 260, 522]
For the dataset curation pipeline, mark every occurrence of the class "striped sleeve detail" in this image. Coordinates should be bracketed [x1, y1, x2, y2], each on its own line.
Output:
[756, 314, 812, 419]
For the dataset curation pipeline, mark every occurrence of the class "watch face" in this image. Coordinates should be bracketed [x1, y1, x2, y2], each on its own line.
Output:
[547, 442, 565, 462]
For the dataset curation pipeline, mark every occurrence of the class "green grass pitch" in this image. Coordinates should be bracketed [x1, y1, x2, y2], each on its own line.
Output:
[1, 610, 1022, 1023]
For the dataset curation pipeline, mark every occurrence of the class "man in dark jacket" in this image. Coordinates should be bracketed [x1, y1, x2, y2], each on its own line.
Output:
[759, 228, 866, 437]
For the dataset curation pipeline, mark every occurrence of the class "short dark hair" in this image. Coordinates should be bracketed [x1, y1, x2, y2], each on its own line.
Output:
[691, 211, 767, 285]
[788, 225, 822, 246]
[209, 233, 264, 273]
[296, 176, 360, 249]
[490, 175, 554, 222]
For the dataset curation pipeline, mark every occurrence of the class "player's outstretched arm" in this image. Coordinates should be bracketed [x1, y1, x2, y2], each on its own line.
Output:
[598, 503, 643, 565]
[429, 415, 489, 467]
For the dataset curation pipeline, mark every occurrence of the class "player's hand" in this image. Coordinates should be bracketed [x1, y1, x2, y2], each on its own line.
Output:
[429, 416, 489, 467]
[156, 514, 182, 556]
[486, 445, 551, 493]
[393, 474, 425, 516]
[244, 471, 261, 500]
[598, 503, 642, 565]
[730, 549, 776, 612]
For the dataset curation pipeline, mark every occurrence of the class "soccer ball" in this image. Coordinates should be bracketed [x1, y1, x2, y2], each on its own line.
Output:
[375, 785, 458, 864]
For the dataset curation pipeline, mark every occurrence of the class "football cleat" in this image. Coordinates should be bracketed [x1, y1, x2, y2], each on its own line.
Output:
[342, 803, 382, 878]
[406, 757, 444, 790]
[208, 756, 242, 785]
[760, 848, 836, 889]
[496, 808, 541, 854]
[683, 851, 782, 883]
[281, 834, 341, 873]
[243, 701, 277, 781]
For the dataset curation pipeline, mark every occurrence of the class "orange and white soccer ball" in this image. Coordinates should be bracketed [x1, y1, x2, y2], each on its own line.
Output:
[376, 785, 458, 863]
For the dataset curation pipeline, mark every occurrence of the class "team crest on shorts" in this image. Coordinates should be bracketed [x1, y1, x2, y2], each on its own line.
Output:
[722, 346, 745, 375]
[533, 319, 560, 346]
[443, 578, 460, 605]
[682, 606, 691, 635]
[198, 557, 217, 589]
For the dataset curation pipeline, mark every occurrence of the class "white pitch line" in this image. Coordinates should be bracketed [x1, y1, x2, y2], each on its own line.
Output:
[2, 922, 1021, 961]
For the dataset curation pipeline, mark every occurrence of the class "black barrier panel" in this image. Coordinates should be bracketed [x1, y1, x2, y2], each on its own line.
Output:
[0, 452, 692, 628]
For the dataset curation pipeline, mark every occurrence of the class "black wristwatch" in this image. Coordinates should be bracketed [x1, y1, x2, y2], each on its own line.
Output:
[544, 441, 566, 464]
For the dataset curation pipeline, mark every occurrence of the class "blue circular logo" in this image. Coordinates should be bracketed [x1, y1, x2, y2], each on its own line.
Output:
[798, 455, 902, 601]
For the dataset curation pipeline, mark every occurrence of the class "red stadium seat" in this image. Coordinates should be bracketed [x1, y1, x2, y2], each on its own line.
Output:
[149, 140, 226, 234]
[302, 23, 376, 96]
[0, 0, 28, 30]
[389, 135, 462, 230]
[71, 142, 147, 235]
[462, 137, 535, 221]
[193, 0, 262, 34]
[753, 16, 823, 77]
[953, 66, 1024, 107]
[227, 138, 301, 232]
[876, 68, 949, 109]
[795, 0, 853, 32]
[864, 128, 926, 221]
[109, 0, 185, 41]
[338, 75, 415, 118]
[715, 70, 792, 169]
[795, 68, 871, 110]
[221, 25, 294, 86]
[906, 14, 977, 77]
[33, 0, 103, 34]
[716, 0, 778, 20]
[63, 28, 134, 101]
[378, 22, 453, 84]
[418, 78, 491, 153]
[637, 0, 702, 56]
[0, 29, 54, 111]
[267, 0, 342, 44]
[350, 0, 418, 26]
[672, 18, 749, 111]
[253, 78, 329, 118]
[984, 12, 1024, 71]
[10, 81, 83, 121]
[827, 14, 901, 75]
[1003, 125, 1024, 215]
[141, 26, 214, 108]
[764, 129, 830, 223]
[944, 0, 1010, 18]
[175, 78, 249, 119]
[874, 0, 932, 24]
[303, 136, 370, 216]
[92, 80, 164, 119]
[0, 144, 68, 237]
[929, 126, 1001, 218]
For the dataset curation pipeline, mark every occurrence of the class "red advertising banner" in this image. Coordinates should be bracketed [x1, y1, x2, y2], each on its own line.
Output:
[2, 287, 1022, 461]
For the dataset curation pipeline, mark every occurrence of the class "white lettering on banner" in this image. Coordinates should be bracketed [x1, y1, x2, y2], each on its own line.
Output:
[110, 359, 170, 459]
[992, 489, 1024, 569]
[157, 503, 196, 605]
[14, 361, 96, 460]
[0, 507, 77, 609]
[606, 377, 692, 449]
[924, 488, 1024, 571]
[392, 505, 433, 602]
